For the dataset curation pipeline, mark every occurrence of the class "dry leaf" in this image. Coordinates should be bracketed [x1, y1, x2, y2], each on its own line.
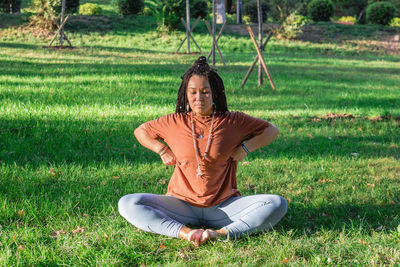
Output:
[241, 161, 251, 166]
[159, 179, 168, 185]
[306, 186, 313, 190]
[113, 176, 119, 180]
[50, 230, 66, 237]
[317, 178, 333, 184]
[104, 233, 109, 239]
[307, 133, 313, 139]
[376, 225, 384, 231]
[281, 258, 291, 264]
[367, 183, 375, 188]
[359, 239, 369, 245]
[17, 210, 25, 217]
[82, 214, 89, 217]
[72, 227, 85, 234]
[159, 243, 165, 249]
[17, 245, 24, 250]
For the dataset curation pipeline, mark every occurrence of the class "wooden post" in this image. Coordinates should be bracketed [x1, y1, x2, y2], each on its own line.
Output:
[175, 17, 201, 53]
[48, 15, 70, 47]
[186, 0, 190, 54]
[240, 31, 273, 87]
[60, 0, 66, 46]
[237, 0, 242, 24]
[257, 0, 262, 87]
[212, 0, 216, 67]
[247, 25, 275, 89]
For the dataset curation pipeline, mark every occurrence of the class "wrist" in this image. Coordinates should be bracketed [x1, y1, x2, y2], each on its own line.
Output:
[157, 145, 168, 156]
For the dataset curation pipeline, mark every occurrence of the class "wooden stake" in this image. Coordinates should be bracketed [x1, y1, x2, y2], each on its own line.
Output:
[180, 18, 202, 53]
[257, 0, 263, 87]
[60, 0, 66, 46]
[212, 0, 216, 67]
[241, 31, 273, 87]
[205, 20, 226, 66]
[48, 15, 70, 47]
[247, 25, 275, 89]
[175, 17, 201, 53]
[186, 0, 190, 54]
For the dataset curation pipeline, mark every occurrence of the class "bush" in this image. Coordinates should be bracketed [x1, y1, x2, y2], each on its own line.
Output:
[277, 12, 309, 39]
[117, 0, 144, 15]
[243, 0, 269, 23]
[31, 0, 80, 17]
[390, 17, 400, 26]
[308, 0, 334, 22]
[366, 1, 396, 26]
[191, 0, 208, 19]
[79, 3, 102, 15]
[267, 0, 310, 22]
[0, 0, 21, 13]
[145, 0, 185, 31]
[337, 16, 356, 23]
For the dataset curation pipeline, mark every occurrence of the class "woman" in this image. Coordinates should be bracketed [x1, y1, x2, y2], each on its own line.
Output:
[119, 57, 287, 246]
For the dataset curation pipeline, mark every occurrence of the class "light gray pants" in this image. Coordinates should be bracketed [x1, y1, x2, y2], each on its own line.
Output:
[118, 193, 287, 239]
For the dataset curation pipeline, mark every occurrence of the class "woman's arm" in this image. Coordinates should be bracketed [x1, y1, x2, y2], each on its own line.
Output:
[134, 125, 176, 165]
[231, 123, 279, 162]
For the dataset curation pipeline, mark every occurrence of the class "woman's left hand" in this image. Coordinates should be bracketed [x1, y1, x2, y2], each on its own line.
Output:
[231, 146, 247, 162]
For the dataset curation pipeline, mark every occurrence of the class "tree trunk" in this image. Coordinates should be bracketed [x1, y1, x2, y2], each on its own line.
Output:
[216, 0, 226, 24]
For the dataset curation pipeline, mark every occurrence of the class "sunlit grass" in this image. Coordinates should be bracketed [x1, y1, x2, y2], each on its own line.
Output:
[1, 13, 400, 266]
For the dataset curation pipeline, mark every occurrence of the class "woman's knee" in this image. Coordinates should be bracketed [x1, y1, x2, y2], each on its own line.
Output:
[118, 193, 147, 217]
[269, 195, 288, 217]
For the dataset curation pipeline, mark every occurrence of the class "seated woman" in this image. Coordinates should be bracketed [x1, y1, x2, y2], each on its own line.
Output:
[118, 57, 287, 246]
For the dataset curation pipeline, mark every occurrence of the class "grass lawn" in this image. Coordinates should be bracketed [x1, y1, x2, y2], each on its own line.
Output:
[1, 11, 400, 266]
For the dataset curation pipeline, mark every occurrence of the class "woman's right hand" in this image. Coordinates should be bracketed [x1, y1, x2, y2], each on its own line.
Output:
[159, 147, 176, 166]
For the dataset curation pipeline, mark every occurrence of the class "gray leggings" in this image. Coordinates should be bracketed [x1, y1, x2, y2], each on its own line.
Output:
[118, 193, 287, 239]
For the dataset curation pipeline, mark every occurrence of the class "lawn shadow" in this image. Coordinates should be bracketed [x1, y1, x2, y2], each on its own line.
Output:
[276, 202, 400, 236]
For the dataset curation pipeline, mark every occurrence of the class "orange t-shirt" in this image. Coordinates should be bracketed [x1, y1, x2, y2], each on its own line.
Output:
[142, 111, 270, 207]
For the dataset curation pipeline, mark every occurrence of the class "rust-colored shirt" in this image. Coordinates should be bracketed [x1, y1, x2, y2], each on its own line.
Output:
[143, 112, 270, 207]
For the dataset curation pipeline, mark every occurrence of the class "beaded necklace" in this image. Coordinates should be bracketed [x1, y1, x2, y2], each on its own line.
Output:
[190, 111, 215, 178]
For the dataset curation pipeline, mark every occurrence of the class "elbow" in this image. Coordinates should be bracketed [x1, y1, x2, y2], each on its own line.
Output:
[134, 124, 144, 139]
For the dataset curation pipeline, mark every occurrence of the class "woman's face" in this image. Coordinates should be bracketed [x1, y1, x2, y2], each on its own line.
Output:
[186, 75, 213, 116]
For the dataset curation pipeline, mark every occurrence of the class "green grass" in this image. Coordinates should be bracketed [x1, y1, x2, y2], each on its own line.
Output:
[1, 14, 400, 266]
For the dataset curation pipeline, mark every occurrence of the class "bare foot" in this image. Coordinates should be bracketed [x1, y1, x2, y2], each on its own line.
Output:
[187, 229, 205, 246]
[199, 229, 222, 244]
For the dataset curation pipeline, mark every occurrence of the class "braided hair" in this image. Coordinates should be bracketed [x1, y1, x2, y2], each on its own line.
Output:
[175, 56, 228, 114]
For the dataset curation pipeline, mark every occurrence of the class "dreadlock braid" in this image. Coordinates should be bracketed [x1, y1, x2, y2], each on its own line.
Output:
[175, 56, 228, 114]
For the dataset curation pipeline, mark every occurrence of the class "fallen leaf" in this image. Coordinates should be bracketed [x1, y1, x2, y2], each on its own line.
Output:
[376, 225, 384, 231]
[17, 210, 25, 217]
[50, 230, 66, 237]
[317, 178, 333, 184]
[17, 245, 24, 250]
[113, 176, 119, 180]
[307, 133, 313, 139]
[159, 179, 168, 185]
[82, 214, 89, 217]
[72, 227, 85, 234]
[359, 239, 369, 245]
[281, 258, 290, 264]
[367, 183, 375, 188]
[241, 161, 251, 166]
[159, 243, 165, 249]
[104, 233, 109, 239]
[306, 186, 313, 190]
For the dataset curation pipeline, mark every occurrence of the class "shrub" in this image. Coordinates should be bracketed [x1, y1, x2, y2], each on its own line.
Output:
[191, 0, 208, 19]
[145, 0, 185, 31]
[390, 17, 400, 27]
[308, 0, 334, 22]
[337, 16, 356, 23]
[243, 0, 269, 23]
[79, 3, 102, 15]
[366, 1, 396, 26]
[0, 0, 21, 13]
[31, 0, 80, 17]
[277, 12, 309, 39]
[117, 0, 144, 15]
